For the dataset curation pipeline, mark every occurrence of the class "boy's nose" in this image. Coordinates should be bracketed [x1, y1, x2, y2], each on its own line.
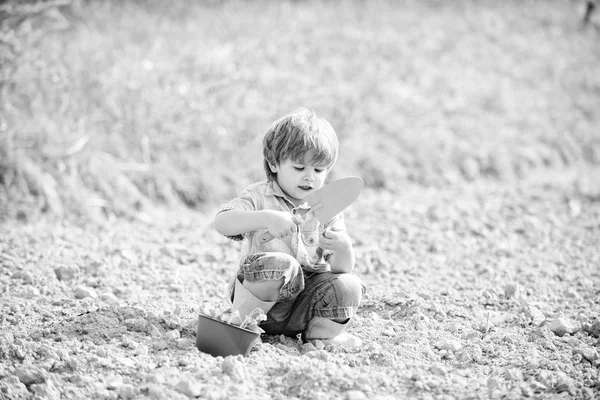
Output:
[304, 173, 315, 182]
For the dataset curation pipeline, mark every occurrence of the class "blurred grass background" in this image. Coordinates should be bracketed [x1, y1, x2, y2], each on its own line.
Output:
[1, 0, 599, 221]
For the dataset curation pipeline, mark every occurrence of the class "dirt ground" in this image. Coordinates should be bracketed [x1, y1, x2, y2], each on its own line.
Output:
[1, 170, 599, 399]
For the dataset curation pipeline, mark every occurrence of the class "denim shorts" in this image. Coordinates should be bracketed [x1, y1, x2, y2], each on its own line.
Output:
[228, 252, 365, 337]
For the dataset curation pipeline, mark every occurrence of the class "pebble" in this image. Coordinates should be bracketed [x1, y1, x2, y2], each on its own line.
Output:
[118, 384, 136, 399]
[547, 316, 581, 336]
[440, 339, 462, 352]
[74, 286, 97, 299]
[525, 306, 546, 326]
[54, 265, 79, 281]
[381, 327, 395, 336]
[313, 340, 326, 350]
[149, 325, 163, 338]
[584, 320, 600, 338]
[301, 342, 318, 352]
[11, 271, 35, 284]
[96, 348, 108, 358]
[345, 390, 368, 400]
[555, 372, 574, 394]
[165, 330, 181, 340]
[100, 292, 119, 303]
[574, 345, 599, 363]
[104, 375, 123, 390]
[429, 364, 447, 376]
[463, 331, 479, 340]
[175, 379, 204, 398]
[177, 338, 194, 349]
[504, 368, 523, 381]
[487, 377, 500, 389]
[15, 366, 47, 385]
[124, 317, 148, 332]
[503, 282, 518, 299]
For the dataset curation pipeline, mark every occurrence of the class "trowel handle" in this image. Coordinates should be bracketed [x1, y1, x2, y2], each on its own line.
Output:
[258, 214, 303, 244]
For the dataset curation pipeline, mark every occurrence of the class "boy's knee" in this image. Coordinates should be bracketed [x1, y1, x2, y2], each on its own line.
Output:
[330, 273, 364, 305]
[242, 277, 284, 302]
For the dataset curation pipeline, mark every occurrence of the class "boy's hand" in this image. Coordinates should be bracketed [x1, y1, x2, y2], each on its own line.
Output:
[264, 210, 298, 239]
[318, 227, 351, 252]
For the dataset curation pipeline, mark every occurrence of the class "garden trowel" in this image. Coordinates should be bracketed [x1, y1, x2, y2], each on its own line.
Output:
[259, 176, 364, 243]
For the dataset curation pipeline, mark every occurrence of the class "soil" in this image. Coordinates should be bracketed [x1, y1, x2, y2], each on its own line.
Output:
[1, 171, 599, 399]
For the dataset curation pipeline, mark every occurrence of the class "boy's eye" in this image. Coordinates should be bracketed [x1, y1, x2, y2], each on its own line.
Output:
[315, 168, 324, 173]
[294, 167, 304, 171]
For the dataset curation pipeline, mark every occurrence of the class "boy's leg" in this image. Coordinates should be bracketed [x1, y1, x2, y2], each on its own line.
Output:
[231, 252, 304, 323]
[273, 272, 365, 346]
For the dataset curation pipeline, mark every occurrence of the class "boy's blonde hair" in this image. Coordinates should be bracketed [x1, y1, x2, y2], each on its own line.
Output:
[263, 108, 338, 181]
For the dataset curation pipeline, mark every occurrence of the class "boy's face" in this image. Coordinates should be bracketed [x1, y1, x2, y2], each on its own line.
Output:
[269, 150, 329, 205]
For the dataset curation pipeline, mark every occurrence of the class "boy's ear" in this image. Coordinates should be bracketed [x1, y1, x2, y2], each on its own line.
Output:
[268, 163, 278, 173]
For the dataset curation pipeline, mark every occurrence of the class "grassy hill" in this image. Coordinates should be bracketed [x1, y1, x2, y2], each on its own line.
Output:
[1, 0, 599, 220]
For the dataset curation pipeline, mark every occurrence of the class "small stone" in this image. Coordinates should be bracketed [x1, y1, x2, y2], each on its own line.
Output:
[165, 330, 181, 340]
[525, 306, 546, 326]
[564, 288, 579, 298]
[504, 368, 523, 381]
[54, 265, 79, 281]
[177, 338, 194, 349]
[149, 325, 163, 338]
[548, 316, 581, 336]
[15, 367, 47, 385]
[464, 331, 479, 340]
[11, 271, 34, 284]
[574, 345, 599, 362]
[96, 348, 108, 358]
[100, 292, 119, 303]
[124, 318, 148, 333]
[583, 320, 600, 338]
[487, 377, 501, 389]
[503, 282, 518, 299]
[104, 375, 123, 390]
[345, 389, 368, 400]
[381, 327, 395, 336]
[74, 286, 97, 299]
[429, 364, 447, 376]
[313, 340, 326, 350]
[301, 342, 318, 352]
[118, 384, 136, 399]
[440, 339, 462, 352]
[555, 372, 574, 394]
[175, 379, 204, 398]
[530, 380, 547, 392]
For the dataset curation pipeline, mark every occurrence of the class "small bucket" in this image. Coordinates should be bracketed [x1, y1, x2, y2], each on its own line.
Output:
[195, 314, 261, 357]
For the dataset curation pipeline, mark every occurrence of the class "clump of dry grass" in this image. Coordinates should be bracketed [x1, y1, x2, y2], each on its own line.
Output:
[1, 0, 599, 220]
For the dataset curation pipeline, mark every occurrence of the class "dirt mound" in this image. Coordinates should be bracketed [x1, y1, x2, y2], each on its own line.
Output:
[1, 173, 599, 399]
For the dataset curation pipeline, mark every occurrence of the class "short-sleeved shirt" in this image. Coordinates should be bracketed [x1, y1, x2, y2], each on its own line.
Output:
[217, 180, 345, 271]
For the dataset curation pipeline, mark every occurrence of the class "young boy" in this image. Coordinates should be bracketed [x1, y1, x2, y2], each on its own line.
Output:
[214, 108, 364, 348]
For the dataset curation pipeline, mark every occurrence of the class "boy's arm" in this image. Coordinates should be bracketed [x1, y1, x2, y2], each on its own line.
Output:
[214, 209, 298, 239]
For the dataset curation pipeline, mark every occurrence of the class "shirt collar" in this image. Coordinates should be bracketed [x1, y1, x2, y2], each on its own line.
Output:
[266, 180, 312, 211]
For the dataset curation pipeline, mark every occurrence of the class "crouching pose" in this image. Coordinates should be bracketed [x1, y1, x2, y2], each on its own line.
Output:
[214, 108, 365, 348]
